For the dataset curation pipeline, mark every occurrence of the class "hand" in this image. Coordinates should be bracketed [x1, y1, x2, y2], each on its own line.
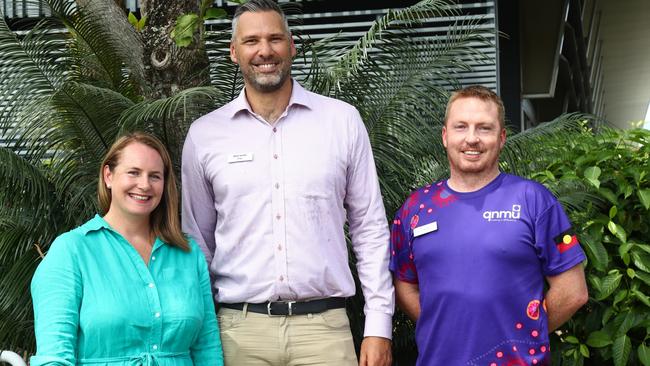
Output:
[359, 336, 392, 366]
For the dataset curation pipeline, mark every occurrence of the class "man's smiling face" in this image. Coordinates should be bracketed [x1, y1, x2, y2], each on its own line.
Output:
[230, 10, 296, 93]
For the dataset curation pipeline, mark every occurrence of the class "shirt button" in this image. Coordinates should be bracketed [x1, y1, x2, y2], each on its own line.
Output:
[273, 127, 277, 133]
[155, 312, 161, 318]
[148, 283, 154, 288]
[273, 153, 278, 159]
[277, 244, 282, 251]
[152, 344, 158, 350]
[275, 183, 280, 189]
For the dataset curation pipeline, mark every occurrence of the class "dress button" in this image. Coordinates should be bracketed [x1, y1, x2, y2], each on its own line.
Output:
[152, 344, 158, 350]
[151, 256, 156, 261]
[155, 312, 161, 318]
[148, 283, 154, 288]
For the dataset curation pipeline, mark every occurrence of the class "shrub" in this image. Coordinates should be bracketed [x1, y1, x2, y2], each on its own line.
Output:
[528, 122, 650, 366]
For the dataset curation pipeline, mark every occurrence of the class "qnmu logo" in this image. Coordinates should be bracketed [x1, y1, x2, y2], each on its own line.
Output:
[482, 204, 521, 222]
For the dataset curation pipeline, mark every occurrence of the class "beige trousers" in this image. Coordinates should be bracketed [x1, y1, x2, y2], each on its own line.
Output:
[217, 306, 357, 366]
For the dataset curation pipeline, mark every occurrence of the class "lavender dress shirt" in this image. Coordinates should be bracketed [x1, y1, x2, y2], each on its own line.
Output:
[181, 80, 394, 338]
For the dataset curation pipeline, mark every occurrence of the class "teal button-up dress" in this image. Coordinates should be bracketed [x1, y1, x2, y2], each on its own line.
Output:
[31, 215, 224, 366]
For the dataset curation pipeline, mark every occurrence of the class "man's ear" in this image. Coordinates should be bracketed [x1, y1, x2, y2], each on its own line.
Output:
[290, 34, 296, 58]
[442, 125, 448, 148]
[230, 42, 238, 64]
[499, 128, 507, 149]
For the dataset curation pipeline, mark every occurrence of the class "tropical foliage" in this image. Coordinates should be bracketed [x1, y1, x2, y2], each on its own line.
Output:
[521, 123, 650, 366]
[0, 0, 493, 354]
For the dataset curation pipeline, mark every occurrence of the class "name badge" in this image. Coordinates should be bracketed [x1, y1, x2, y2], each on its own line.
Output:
[413, 221, 438, 237]
[227, 152, 254, 163]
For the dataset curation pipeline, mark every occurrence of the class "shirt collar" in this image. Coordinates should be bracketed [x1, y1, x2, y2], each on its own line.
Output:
[78, 214, 112, 235]
[79, 214, 167, 250]
[227, 79, 314, 118]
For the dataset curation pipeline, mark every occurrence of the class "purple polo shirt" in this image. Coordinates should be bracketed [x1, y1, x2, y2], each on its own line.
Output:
[390, 173, 585, 365]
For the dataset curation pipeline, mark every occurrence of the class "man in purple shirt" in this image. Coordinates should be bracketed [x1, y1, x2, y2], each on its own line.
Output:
[390, 85, 588, 365]
[181, 1, 394, 365]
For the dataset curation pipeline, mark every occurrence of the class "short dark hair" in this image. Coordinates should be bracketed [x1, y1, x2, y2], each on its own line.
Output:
[231, 0, 290, 40]
[444, 85, 505, 128]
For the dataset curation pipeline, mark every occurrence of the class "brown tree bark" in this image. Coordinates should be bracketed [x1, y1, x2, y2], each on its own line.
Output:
[139, 0, 212, 100]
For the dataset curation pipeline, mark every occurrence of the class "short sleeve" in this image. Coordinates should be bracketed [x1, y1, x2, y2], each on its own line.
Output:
[30, 233, 83, 366]
[389, 203, 418, 284]
[535, 200, 586, 276]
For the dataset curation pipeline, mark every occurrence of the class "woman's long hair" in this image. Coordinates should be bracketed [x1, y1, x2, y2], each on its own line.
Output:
[97, 132, 189, 251]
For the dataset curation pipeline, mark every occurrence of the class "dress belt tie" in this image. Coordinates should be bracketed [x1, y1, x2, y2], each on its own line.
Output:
[79, 351, 190, 365]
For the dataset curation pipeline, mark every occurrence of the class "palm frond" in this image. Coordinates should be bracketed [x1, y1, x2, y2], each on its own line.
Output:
[0, 148, 53, 215]
[46, 0, 138, 97]
[501, 113, 591, 176]
[0, 17, 63, 132]
[73, 0, 146, 91]
[314, 0, 459, 91]
[313, 21, 491, 213]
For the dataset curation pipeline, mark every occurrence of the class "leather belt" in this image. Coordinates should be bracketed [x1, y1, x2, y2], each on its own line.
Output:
[220, 297, 346, 316]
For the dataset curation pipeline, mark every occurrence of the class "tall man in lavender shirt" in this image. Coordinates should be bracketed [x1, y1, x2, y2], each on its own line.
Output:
[390, 86, 589, 365]
[181, 1, 393, 365]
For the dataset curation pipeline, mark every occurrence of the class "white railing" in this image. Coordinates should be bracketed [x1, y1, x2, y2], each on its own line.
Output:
[0, 351, 26, 366]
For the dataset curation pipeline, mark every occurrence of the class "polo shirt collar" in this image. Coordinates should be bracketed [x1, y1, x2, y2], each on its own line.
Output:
[228, 79, 314, 118]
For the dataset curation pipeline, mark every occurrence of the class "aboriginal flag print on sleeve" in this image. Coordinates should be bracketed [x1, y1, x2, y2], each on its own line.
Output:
[534, 199, 586, 276]
[555, 229, 579, 253]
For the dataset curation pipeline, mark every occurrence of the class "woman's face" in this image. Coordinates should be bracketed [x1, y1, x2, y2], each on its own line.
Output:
[103, 142, 165, 221]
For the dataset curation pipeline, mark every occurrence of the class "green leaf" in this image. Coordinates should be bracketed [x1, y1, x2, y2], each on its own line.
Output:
[596, 272, 623, 300]
[619, 243, 634, 257]
[580, 344, 590, 358]
[631, 251, 650, 273]
[599, 187, 619, 205]
[613, 334, 631, 366]
[639, 344, 650, 366]
[585, 166, 601, 188]
[586, 330, 613, 348]
[608, 221, 627, 243]
[204, 8, 227, 20]
[635, 270, 650, 287]
[609, 205, 618, 218]
[128, 12, 138, 28]
[137, 16, 147, 31]
[632, 289, 650, 308]
[171, 13, 199, 47]
[622, 183, 633, 199]
[635, 243, 650, 255]
[613, 289, 628, 309]
[565, 335, 580, 344]
[639, 189, 650, 210]
[581, 235, 609, 272]
[200, 0, 213, 10]
[627, 268, 636, 278]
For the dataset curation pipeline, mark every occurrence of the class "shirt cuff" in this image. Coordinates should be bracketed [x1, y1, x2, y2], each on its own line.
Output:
[363, 310, 393, 340]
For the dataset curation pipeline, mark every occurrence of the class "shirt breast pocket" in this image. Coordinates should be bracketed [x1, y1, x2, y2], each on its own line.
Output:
[159, 268, 202, 321]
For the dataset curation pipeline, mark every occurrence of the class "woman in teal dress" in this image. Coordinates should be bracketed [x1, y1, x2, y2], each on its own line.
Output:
[30, 132, 224, 366]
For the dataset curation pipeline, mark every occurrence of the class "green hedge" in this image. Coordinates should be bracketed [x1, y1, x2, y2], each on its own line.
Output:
[528, 123, 650, 366]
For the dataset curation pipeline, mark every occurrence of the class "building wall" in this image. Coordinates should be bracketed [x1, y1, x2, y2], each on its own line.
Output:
[600, 0, 650, 128]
